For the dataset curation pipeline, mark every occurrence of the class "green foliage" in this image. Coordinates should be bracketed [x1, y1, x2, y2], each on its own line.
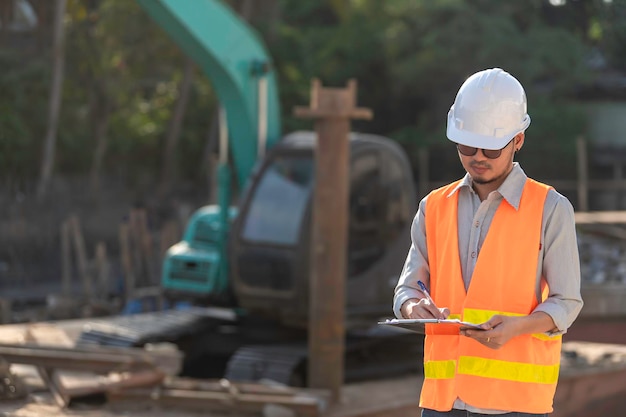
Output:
[0, 50, 49, 181]
[518, 99, 587, 179]
[0, 0, 620, 190]
[598, 0, 626, 70]
[58, 0, 216, 183]
[264, 0, 595, 181]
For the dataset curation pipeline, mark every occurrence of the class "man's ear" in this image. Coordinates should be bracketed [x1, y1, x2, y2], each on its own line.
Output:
[515, 133, 525, 152]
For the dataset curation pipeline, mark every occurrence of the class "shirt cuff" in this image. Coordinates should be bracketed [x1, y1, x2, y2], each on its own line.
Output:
[532, 303, 568, 336]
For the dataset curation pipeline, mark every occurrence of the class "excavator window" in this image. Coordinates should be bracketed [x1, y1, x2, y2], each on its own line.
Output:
[241, 156, 314, 246]
[348, 149, 412, 278]
[348, 152, 385, 276]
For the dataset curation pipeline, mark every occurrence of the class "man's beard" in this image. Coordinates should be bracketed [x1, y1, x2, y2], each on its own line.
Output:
[471, 164, 511, 185]
[473, 175, 499, 185]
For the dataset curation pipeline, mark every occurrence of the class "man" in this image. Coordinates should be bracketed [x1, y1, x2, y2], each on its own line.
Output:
[393, 68, 583, 416]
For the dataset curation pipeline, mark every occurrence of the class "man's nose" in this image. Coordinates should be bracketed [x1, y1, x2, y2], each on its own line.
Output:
[473, 149, 489, 160]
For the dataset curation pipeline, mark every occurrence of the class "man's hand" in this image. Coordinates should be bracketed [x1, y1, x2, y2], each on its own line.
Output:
[401, 298, 449, 320]
[460, 312, 557, 349]
[460, 315, 521, 349]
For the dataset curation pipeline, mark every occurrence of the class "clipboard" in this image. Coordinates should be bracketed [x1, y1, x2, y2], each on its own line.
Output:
[378, 318, 484, 333]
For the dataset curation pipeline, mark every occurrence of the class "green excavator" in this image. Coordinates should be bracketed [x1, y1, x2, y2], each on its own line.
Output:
[89, 0, 422, 385]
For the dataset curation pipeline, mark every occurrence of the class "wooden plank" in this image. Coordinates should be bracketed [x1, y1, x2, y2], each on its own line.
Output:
[2, 337, 167, 408]
[130, 286, 162, 299]
[119, 223, 135, 303]
[574, 211, 626, 224]
[129, 210, 144, 286]
[137, 209, 156, 285]
[37, 367, 69, 408]
[108, 386, 325, 417]
[417, 147, 430, 200]
[70, 216, 93, 300]
[0, 343, 156, 373]
[576, 136, 589, 211]
[0, 298, 11, 324]
[26, 323, 74, 347]
[25, 323, 183, 376]
[60, 219, 72, 296]
[95, 242, 109, 298]
[27, 324, 102, 407]
[159, 220, 180, 259]
[165, 377, 330, 399]
[54, 368, 164, 400]
[579, 284, 626, 318]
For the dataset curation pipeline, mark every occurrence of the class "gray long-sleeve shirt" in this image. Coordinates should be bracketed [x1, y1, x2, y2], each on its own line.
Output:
[393, 163, 584, 414]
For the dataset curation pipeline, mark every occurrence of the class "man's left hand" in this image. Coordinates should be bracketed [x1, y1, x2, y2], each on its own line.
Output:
[460, 315, 522, 349]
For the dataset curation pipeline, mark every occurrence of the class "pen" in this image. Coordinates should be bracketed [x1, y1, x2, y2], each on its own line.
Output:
[417, 280, 435, 305]
[418, 280, 445, 320]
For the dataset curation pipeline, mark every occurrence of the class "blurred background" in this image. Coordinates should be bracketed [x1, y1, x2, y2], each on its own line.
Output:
[0, 0, 626, 306]
[0, 0, 625, 328]
[1, 1, 626, 415]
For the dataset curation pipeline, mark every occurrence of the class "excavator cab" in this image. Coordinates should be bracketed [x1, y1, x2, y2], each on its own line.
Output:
[230, 131, 416, 328]
[161, 131, 416, 330]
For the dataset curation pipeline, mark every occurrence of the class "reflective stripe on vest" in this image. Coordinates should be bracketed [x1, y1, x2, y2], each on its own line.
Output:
[420, 178, 561, 414]
[463, 308, 561, 341]
[425, 357, 559, 384]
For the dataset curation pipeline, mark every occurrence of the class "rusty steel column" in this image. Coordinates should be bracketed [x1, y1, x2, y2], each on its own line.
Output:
[294, 79, 372, 403]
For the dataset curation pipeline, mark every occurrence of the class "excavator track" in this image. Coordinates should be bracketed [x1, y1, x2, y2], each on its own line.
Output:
[225, 344, 307, 386]
[76, 307, 236, 347]
[224, 328, 424, 386]
[76, 309, 423, 386]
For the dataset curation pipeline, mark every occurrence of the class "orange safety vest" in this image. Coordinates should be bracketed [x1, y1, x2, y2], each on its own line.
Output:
[421, 178, 562, 413]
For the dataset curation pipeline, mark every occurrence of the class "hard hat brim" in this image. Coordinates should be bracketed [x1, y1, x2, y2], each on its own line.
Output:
[446, 112, 530, 150]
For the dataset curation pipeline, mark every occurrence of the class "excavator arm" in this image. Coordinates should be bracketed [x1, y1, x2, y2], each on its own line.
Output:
[133, 0, 283, 297]
[135, 0, 282, 189]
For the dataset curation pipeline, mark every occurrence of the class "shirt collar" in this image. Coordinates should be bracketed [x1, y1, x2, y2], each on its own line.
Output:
[446, 162, 528, 210]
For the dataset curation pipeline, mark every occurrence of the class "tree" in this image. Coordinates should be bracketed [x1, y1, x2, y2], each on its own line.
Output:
[36, 0, 66, 199]
[159, 57, 195, 197]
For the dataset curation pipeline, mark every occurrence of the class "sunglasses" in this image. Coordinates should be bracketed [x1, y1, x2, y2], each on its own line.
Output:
[456, 139, 513, 159]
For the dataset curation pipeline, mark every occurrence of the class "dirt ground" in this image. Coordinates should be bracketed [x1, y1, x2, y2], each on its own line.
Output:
[0, 397, 190, 417]
[4, 341, 626, 417]
[2, 317, 626, 417]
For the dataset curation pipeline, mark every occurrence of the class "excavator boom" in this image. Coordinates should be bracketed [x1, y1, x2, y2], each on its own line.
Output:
[135, 0, 282, 189]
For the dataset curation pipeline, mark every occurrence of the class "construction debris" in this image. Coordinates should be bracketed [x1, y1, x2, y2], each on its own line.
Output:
[578, 228, 626, 284]
[575, 211, 626, 284]
[0, 341, 327, 416]
[108, 377, 328, 417]
[0, 357, 27, 400]
[0, 343, 167, 408]
[0, 343, 164, 373]
[0, 320, 328, 416]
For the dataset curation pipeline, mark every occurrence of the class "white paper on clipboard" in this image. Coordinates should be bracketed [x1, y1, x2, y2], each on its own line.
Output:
[377, 318, 484, 333]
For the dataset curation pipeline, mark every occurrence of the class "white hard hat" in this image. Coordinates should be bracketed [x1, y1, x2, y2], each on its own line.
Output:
[446, 68, 531, 150]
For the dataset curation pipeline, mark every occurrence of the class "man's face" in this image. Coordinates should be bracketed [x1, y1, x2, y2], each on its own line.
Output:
[457, 135, 522, 186]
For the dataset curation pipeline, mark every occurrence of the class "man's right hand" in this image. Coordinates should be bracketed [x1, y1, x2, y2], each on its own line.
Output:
[401, 298, 450, 320]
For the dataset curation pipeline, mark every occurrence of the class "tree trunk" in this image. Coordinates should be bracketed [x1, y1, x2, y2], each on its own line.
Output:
[202, 110, 220, 204]
[159, 57, 194, 197]
[89, 94, 111, 197]
[36, 0, 66, 200]
[0, 0, 12, 47]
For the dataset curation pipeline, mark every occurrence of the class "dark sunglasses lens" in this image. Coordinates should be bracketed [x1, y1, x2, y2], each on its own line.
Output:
[457, 144, 477, 156]
[457, 144, 503, 159]
[482, 149, 502, 159]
